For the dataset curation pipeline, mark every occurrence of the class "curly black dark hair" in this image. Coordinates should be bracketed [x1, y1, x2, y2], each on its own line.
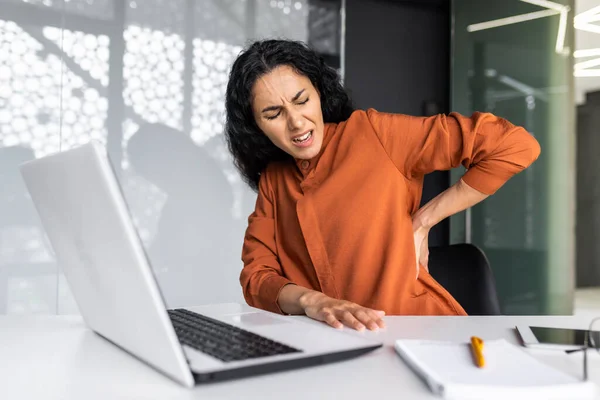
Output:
[224, 39, 354, 192]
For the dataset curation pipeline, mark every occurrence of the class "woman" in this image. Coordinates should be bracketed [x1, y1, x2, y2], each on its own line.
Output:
[224, 39, 540, 331]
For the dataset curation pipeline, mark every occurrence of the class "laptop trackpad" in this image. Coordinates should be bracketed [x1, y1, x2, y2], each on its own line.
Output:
[227, 313, 291, 327]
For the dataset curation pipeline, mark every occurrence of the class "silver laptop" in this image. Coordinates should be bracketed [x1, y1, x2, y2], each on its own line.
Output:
[19, 141, 382, 387]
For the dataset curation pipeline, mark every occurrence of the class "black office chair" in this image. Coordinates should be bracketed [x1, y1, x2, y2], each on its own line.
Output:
[428, 243, 502, 315]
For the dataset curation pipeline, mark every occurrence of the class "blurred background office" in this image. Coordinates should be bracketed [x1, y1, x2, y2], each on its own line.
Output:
[0, 0, 598, 316]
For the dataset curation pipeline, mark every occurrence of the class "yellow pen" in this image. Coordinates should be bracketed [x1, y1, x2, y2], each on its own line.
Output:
[470, 336, 485, 368]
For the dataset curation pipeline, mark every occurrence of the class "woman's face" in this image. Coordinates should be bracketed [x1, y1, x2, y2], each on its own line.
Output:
[251, 65, 324, 160]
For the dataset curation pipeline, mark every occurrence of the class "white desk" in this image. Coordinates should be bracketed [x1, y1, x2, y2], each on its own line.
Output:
[1, 303, 599, 400]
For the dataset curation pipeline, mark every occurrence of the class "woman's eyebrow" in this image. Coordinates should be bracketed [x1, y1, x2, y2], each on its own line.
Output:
[261, 89, 306, 113]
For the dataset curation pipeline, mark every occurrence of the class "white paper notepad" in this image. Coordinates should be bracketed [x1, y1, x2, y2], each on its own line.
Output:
[394, 339, 597, 400]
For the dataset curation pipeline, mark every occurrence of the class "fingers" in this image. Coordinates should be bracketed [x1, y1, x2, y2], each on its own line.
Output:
[339, 310, 366, 331]
[306, 297, 386, 331]
[322, 310, 343, 329]
[420, 246, 429, 273]
[354, 309, 381, 331]
[414, 226, 430, 279]
[420, 252, 428, 267]
[366, 309, 386, 329]
[335, 308, 385, 331]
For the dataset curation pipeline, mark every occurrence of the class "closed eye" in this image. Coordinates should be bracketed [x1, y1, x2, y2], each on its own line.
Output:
[264, 97, 308, 120]
[265, 111, 280, 120]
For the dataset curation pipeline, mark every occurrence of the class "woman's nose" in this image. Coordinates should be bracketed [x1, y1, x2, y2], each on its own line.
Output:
[287, 110, 305, 130]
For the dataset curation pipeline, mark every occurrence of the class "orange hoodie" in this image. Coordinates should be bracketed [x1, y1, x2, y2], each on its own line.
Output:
[240, 109, 541, 315]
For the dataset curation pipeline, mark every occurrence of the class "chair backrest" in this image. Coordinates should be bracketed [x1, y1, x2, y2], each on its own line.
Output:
[428, 243, 502, 315]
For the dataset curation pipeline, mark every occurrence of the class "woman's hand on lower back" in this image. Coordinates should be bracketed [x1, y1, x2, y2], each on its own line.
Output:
[298, 291, 386, 331]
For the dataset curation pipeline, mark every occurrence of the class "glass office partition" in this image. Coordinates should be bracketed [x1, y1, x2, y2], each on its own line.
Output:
[450, 0, 575, 314]
[0, 0, 344, 314]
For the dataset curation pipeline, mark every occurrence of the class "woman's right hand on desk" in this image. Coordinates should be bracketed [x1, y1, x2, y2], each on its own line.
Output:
[278, 284, 385, 331]
[301, 291, 386, 331]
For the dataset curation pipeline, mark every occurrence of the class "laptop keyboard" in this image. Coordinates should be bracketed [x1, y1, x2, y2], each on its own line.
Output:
[167, 308, 302, 362]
